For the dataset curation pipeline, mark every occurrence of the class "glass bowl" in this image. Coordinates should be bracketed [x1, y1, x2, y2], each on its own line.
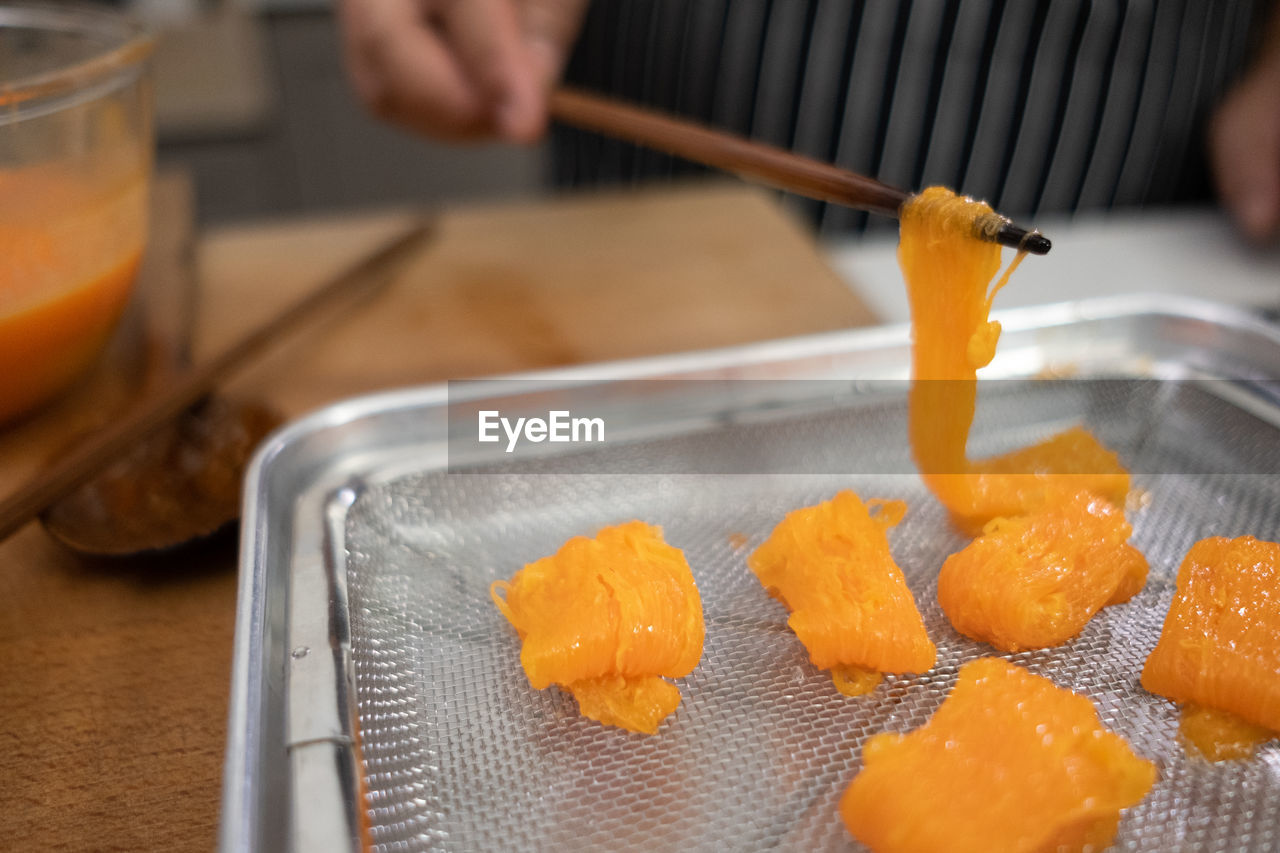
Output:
[0, 3, 154, 424]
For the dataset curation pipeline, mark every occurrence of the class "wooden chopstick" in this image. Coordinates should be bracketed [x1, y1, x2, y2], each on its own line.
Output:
[548, 87, 1052, 255]
[0, 220, 432, 545]
[549, 86, 908, 219]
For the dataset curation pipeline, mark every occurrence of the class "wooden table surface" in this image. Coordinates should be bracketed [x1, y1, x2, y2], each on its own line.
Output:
[0, 181, 875, 851]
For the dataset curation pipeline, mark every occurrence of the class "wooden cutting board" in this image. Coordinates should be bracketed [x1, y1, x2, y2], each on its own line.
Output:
[197, 181, 879, 416]
[0, 179, 876, 515]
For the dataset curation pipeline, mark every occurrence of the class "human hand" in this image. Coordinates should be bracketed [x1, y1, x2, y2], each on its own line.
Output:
[1210, 57, 1280, 244]
[338, 0, 589, 144]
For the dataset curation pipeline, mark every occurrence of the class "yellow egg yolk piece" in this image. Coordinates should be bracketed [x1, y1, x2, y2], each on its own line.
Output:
[841, 657, 1156, 852]
[901, 187, 1130, 533]
[491, 520, 705, 734]
[937, 489, 1148, 652]
[748, 491, 936, 696]
[1142, 536, 1280, 754]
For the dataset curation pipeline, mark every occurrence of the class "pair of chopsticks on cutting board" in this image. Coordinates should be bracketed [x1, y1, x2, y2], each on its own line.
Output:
[0, 87, 1050, 544]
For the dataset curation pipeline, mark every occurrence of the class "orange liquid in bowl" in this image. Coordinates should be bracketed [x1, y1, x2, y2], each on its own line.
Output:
[0, 163, 147, 423]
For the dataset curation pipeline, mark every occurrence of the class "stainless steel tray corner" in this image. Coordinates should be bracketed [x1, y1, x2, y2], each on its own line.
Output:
[221, 295, 1280, 853]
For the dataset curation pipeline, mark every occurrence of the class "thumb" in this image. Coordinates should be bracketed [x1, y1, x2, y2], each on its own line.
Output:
[437, 0, 528, 136]
[500, 0, 591, 143]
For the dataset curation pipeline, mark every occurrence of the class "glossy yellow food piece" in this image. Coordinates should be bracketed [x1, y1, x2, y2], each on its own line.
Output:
[938, 490, 1148, 651]
[901, 187, 1130, 533]
[748, 491, 936, 696]
[841, 657, 1156, 852]
[1180, 704, 1276, 762]
[490, 521, 704, 734]
[1142, 536, 1280, 753]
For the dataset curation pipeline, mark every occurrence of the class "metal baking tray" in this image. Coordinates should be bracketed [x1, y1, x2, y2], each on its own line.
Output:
[221, 295, 1280, 852]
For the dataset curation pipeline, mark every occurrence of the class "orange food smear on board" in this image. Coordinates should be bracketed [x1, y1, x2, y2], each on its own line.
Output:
[840, 657, 1156, 853]
[901, 187, 1129, 533]
[1142, 536, 1280, 759]
[0, 163, 147, 422]
[747, 491, 936, 696]
[938, 489, 1148, 652]
[490, 520, 704, 734]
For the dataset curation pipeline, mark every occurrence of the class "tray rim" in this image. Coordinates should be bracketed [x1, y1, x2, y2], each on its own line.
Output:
[219, 293, 1280, 852]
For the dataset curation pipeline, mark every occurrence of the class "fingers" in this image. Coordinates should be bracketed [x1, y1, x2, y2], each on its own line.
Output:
[1210, 65, 1280, 245]
[434, 0, 533, 140]
[521, 0, 591, 82]
[337, 0, 590, 144]
[512, 0, 593, 141]
[338, 0, 490, 140]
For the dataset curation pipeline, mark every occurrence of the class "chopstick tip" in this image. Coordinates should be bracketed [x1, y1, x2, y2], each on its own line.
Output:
[995, 223, 1052, 255]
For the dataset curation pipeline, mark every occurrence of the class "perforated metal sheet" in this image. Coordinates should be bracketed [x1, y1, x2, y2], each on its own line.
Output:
[343, 382, 1280, 852]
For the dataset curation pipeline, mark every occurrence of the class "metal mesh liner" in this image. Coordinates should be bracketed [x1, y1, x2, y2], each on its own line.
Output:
[344, 382, 1280, 851]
